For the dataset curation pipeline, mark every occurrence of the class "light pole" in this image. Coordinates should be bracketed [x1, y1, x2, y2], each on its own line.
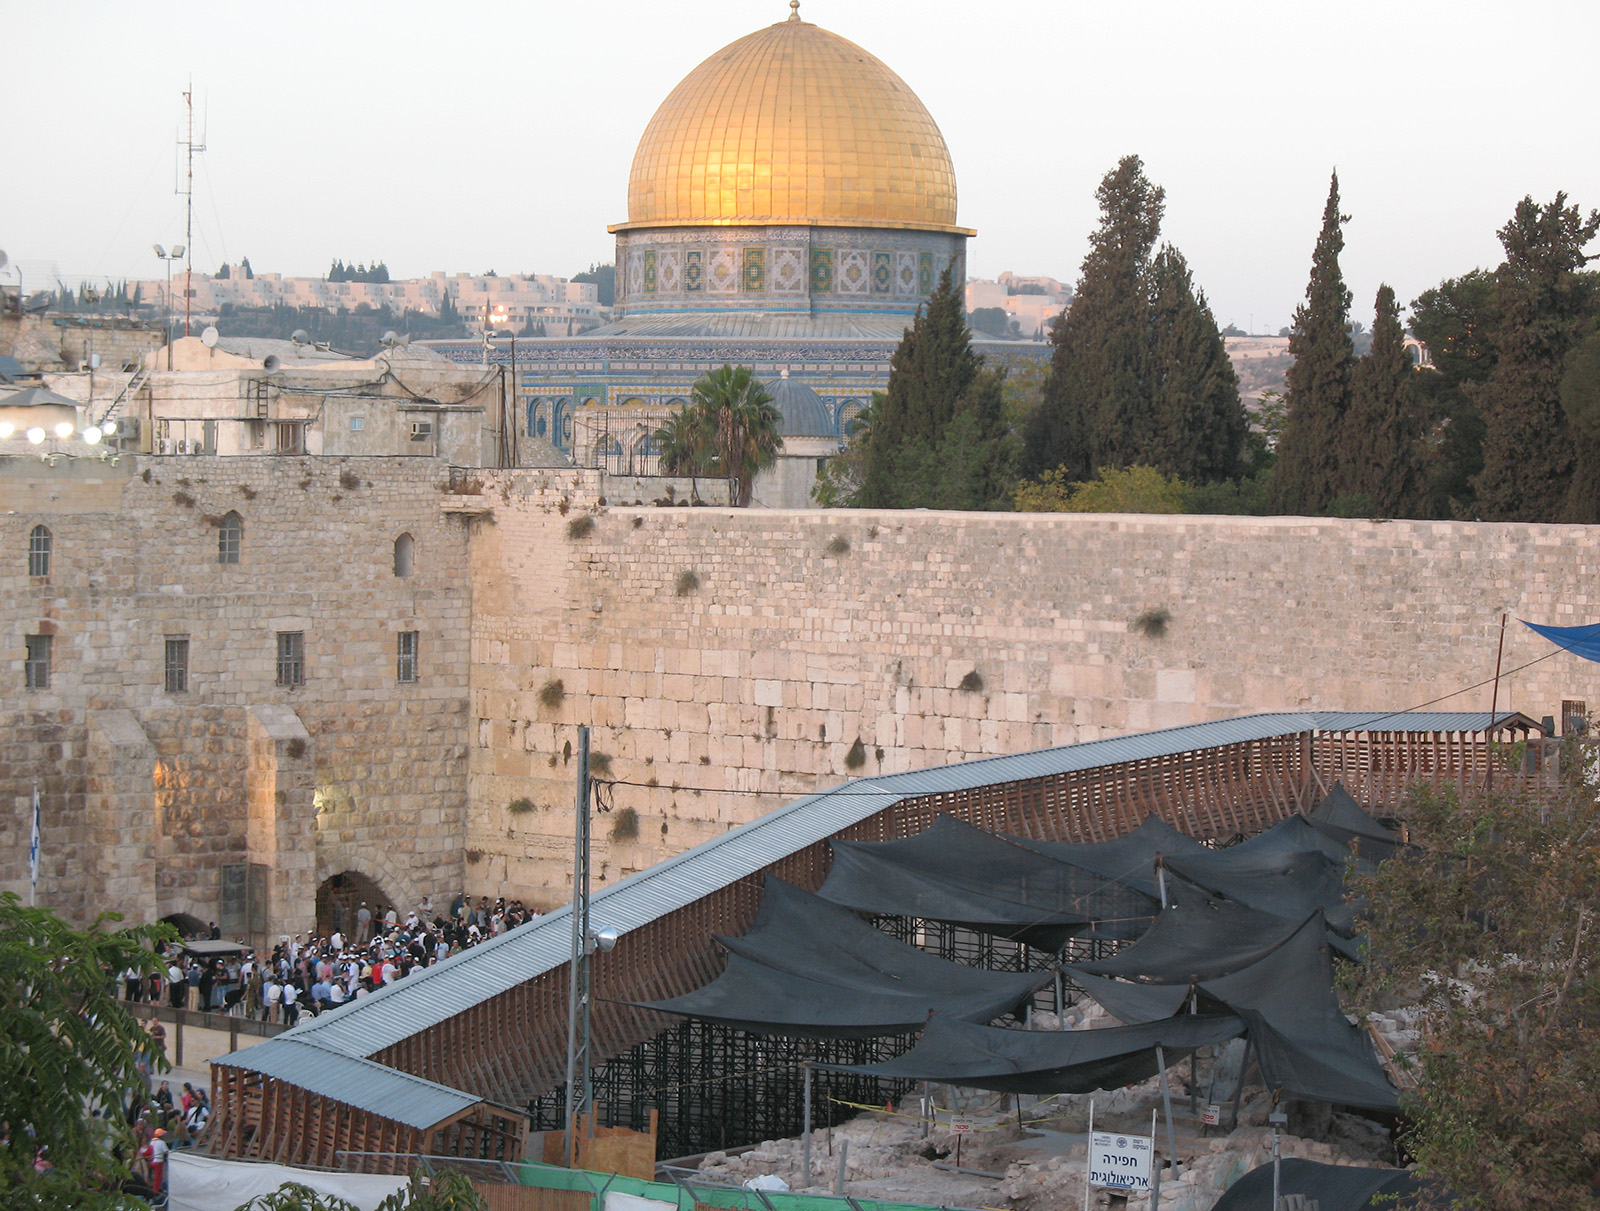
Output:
[563, 724, 619, 1168]
[153, 244, 185, 370]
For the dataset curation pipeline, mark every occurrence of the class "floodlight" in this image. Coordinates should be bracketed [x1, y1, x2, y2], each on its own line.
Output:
[27, 427, 46, 444]
[153, 244, 167, 258]
[0, 422, 12, 438]
[54, 421, 74, 438]
[102, 420, 118, 436]
[83, 426, 102, 444]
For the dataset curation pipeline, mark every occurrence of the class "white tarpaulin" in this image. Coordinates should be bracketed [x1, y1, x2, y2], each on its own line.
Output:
[169, 1151, 408, 1211]
[604, 1193, 678, 1211]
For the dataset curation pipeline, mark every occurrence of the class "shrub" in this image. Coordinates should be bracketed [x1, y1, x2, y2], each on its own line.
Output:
[172, 490, 195, 508]
[508, 797, 535, 815]
[825, 535, 850, 555]
[844, 738, 867, 770]
[588, 751, 613, 776]
[1131, 607, 1171, 639]
[610, 807, 640, 841]
[958, 670, 984, 693]
[538, 678, 565, 708]
[675, 569, 700, 596]
[339, 469, 362, 490]
[567, 515, 596, 539]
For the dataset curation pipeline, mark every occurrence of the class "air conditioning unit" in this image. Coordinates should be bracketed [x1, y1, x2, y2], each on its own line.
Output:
[155, 438, 174, 455]
[409, 421, 434, 442]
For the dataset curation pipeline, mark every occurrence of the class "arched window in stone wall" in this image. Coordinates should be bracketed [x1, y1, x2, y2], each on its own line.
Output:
[28, 525, 51, 578]
[218, 512, 243, 565]
[528, 400, 549, 439]
[393, 532, 414, 578]
[837, 399, 865, 438]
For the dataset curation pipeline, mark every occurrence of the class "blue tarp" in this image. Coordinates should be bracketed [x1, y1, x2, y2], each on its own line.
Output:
[1522, 619, 1600, 664]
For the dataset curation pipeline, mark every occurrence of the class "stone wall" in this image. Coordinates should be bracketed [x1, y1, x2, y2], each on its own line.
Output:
[466, 490, 1600, 905]
[0, 454, 473, 931]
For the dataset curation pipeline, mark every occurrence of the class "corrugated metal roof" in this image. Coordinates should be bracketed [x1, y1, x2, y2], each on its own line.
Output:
[215, 1038, 479, 1130]
[272, 709, 1520, 1066]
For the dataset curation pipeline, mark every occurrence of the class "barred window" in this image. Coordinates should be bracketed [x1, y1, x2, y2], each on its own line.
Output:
[25, 634, 51, 689]
[276, 631, 304, 687]
[396, 631, 419, 683]
[28, 525, 51, 578]
[218, 512, 243, 565]
[164, 636, 189, 693]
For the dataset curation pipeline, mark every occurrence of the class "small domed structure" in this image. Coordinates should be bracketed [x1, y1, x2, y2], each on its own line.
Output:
[750, 370, 842, 508]
[765, 373, 834, 438]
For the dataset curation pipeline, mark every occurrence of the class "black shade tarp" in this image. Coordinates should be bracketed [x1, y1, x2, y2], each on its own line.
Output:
[636, 877, 1052, 1038]
[1073, 899, 1308, 985]
[1308, 784, 1403, 863]
[826, 1012, 1245, 1094]
[817, 815, 1159, 949]
[1005, 814, 1207, 901]
[1210, 1159, 1446, 1211]
[1069, 912, 1398, 1110]
[1163, 845, 1359, 936]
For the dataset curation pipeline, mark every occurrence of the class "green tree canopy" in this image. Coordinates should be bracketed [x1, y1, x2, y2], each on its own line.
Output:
[1, 893, 173, 1206]
[1409, 269, 1499, 517]
[1146, 244, 1248, 483]
[857, 265, 1011, 510]
[1023, 155, 1164, 482]
[1340, 284, 1425, 515]
[1469, 192, 1599, 521]
[1014, 464, 1188, 513]
[1346, 772, 1600, 1211]
[1270, 171, 1354, 514]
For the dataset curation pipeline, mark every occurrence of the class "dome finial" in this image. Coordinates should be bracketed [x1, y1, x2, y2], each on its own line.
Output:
[788, 0, 801, 21]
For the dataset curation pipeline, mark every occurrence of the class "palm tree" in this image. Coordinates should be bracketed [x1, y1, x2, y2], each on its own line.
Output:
[690, 364, 782, 506]
[656, 403, 714, 478]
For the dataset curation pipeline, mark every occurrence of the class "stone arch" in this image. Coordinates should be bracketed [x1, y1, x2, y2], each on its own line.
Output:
[315, 842, 418, 927]
[528, 399, 551, 439]
[316, 871, 392, 939]
[836, 399, 866, 437]
[28, 524, 51, 578]
[393, 532, 414, 577]
[218, 511, 243, 565]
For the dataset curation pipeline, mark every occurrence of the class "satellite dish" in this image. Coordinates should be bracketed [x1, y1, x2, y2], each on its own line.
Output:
[0, 250, 8, 270]
[380, 330, 400, 346]
[200, 326, 219, 348]
[290, 329, 310, 345]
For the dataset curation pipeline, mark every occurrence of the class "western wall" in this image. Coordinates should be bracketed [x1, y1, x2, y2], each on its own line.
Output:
[5, 456, 1600, 936]
[470, 475, 1600, 902]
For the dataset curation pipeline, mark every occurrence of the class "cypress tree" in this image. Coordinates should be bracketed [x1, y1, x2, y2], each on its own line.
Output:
[1341, 284, 1425, 515]
[1023, 156, 1164, 481]
[1271, 171, 1354, 514]
[1470, 193, 1599, 522]
[858, 266, 1011, 510]
[1146, 244, 1248, 483]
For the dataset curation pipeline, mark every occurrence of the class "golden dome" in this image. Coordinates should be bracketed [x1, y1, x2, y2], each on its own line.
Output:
[614, 8, 969, 235]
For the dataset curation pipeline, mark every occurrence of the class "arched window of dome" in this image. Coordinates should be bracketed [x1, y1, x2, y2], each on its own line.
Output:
[28, 525, 52, 579]
[553, 403, 573, 449]
[218, 512, 243, 565]
[837, 399, 865, 438]
[528, 400, 549, 439]
[393, 533, 414, 578]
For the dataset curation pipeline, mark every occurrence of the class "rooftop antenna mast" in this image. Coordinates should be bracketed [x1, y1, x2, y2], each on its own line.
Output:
[177, 82, 206, 338]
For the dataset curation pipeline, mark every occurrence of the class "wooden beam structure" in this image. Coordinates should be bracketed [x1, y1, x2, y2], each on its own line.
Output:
[207, 717, 1542, 1172]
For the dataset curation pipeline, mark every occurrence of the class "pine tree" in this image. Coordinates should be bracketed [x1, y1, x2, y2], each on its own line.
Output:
[1023, 155, 1164, 480]
[1470, 193, 1599, 522]
[1271, 171, 1354, 513]
[1341, 285, 1425, 516]
[857, 266, 1011, 509]
[1146, 244, 1247, 482]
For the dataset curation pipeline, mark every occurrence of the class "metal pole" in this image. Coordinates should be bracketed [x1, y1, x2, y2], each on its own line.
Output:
[1487, 612, 1507, 794]
[1154, 1045, 1180, 1180]
[1156, 858, 1168, 909]
[1270, 1112, 1286, 1211]
[563, 725, 592, 1167]
[802, 1062, 812, 1189]
[834, 1140, 848, 1196]
[1083, 1099, 1093, 1211]
[1148, 1107, 1161, 1205]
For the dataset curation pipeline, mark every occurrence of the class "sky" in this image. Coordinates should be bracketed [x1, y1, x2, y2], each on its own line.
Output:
[4, 0, 1595, 334]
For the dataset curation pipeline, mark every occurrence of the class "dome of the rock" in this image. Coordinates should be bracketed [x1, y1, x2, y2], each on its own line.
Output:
[616, 5, 964, 234]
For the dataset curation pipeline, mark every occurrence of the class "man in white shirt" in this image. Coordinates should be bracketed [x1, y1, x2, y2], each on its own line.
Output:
[262, 978, 281, 1023]
[281, 980, 301, 1027]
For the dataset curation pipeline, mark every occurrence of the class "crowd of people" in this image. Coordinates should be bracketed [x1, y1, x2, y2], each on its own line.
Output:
[119, 894, 541, 1024]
